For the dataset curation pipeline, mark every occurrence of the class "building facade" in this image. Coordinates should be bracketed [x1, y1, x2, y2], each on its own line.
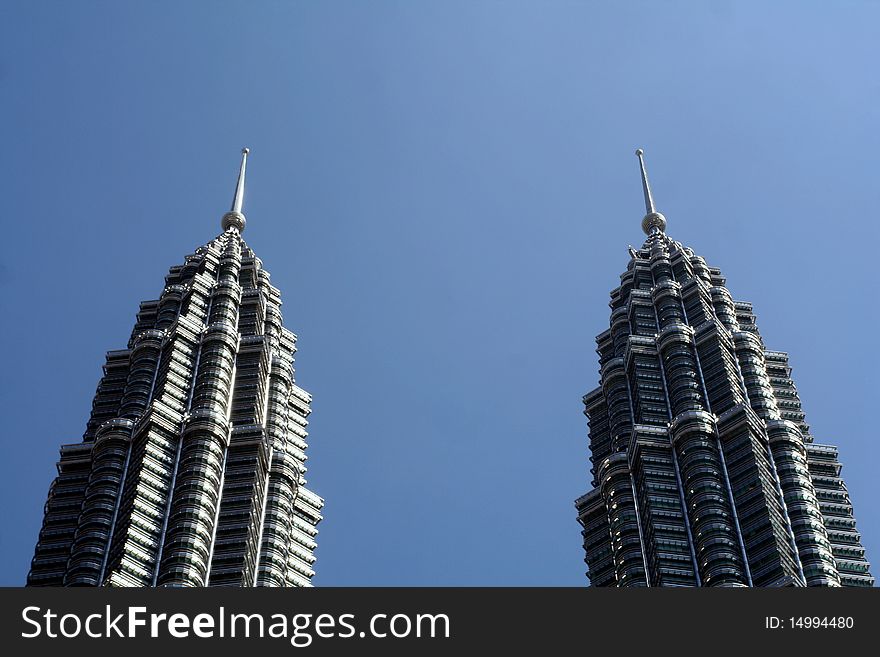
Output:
[28, 149, 323, 587]
[575, 150, 872, 587]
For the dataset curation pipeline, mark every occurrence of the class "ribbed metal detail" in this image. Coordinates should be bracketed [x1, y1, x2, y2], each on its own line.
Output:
[28, 228, 323, 588]
[576, 231, 872, 587]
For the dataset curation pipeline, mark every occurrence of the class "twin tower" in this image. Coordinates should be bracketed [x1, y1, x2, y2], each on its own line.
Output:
[29, 149, 872, 587]
[28, 150, 321, 588]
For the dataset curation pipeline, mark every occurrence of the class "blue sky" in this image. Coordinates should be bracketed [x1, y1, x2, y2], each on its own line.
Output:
[1, 1, 877, 586]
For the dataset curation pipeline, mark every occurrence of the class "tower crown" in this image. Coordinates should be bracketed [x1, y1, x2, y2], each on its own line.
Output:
[28, 147, 325, 589]
[574, 152, 872, 588]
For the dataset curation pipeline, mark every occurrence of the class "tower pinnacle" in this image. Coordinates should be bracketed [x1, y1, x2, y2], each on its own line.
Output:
[221, 147, 249, 232]
[29, 146, 325, 588]
[575, 163, 873, 587]
[635, 148, 666, 235]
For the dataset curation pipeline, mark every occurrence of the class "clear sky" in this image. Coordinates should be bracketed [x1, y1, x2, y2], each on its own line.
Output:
[1, 1, 877, 586]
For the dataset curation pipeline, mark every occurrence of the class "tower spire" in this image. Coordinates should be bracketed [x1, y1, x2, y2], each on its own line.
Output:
[221, 147, 249, 232]
[635, 148, 654, 214]
[635, 148, 666, 235]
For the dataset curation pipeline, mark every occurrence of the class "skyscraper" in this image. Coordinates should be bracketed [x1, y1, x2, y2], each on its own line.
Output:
[28, 149, 323, 587]
[575, 150, 872, 588]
